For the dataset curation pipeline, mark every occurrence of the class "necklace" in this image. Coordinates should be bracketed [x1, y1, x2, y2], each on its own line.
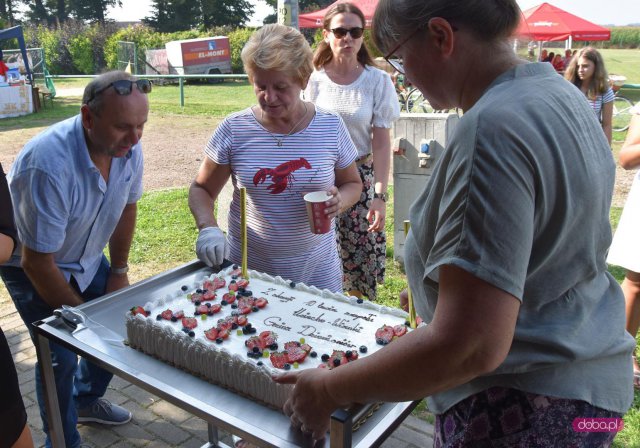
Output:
[262, 103, 308, 147]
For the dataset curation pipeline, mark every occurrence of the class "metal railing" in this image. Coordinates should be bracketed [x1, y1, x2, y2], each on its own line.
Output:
[47, 74, 250, 107]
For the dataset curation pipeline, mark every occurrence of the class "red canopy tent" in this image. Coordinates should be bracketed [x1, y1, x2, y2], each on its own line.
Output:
[299, 0, 378, 28]
[516, 3, 611, 42]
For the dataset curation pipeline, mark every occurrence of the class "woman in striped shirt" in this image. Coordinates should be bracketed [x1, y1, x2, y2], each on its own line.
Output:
[565, 47, 614, 144]
[189, 24, 362, 293]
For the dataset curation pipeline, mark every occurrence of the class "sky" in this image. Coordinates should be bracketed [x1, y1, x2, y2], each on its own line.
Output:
[106, 0, 639, 27]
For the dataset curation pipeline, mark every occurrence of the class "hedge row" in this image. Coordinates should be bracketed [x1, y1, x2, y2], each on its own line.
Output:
[13, 22, 640, 76]
[604, 27, 640, 49]
[18, 21, 258, 75]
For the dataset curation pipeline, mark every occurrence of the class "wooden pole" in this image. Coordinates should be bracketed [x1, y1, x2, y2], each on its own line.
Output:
[240, 187, 248, 278]
[403, 220, 417, 329]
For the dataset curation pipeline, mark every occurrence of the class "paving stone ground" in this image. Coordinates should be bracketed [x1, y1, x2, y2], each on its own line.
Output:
[2, 300, 434, 447]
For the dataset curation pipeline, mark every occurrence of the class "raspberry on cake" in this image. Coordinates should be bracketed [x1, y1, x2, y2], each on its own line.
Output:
[126, 266, 411, 410]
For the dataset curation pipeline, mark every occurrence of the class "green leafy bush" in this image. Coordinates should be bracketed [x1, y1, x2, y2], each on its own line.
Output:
[610, 27, 640, 49]
[37, 26, 71, 74]
[23, 21, 116, 75]
[104, 25, 236, 72]
[68, 34, 94, 74]
[228, 28, 257, 73]
[104, 24, 167, 70]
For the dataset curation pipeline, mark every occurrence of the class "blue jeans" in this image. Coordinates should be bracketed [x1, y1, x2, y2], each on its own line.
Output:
[0, 256, 114, 448]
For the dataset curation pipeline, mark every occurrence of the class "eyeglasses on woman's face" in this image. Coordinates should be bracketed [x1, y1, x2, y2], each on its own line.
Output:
[383, 27, 421, 75]
[87, 79, 152, 104]
[384, 19, 457, 75]
[330, 27, 364, 39]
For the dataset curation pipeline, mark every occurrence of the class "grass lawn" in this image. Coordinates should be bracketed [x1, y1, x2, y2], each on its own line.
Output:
[130, 183, 639, 445]
[5, 49, 640, 442]
[46, 76, 256, 113]
[601, 49, 640, 86]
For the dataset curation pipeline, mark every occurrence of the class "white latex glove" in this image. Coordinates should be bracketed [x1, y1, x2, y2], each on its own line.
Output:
[195, 227, 229, 267]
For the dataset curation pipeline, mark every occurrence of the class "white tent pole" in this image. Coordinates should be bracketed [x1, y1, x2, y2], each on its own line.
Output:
[538, 41, 542, 61]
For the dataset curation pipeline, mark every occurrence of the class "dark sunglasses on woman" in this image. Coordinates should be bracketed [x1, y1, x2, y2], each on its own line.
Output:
[331, 27, 364, 39]
[87, 79, 152, 103]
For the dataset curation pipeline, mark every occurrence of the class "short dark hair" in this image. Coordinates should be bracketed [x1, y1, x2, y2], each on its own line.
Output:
[82, 71, 136, 114]
[373, 0, 521, 55]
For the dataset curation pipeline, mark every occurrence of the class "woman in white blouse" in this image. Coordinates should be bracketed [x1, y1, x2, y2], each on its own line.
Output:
[608, 103, 640, 389]
[304, 2, 400, 301]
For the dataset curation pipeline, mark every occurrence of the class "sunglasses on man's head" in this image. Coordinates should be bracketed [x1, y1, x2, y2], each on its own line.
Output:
[88, 79, 152, 103]
[330, 27, 364, 39]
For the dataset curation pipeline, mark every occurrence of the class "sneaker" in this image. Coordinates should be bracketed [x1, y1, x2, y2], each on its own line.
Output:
[77, 398, 132, 425]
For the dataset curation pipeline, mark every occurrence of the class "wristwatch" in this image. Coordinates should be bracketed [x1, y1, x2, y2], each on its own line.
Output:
[374, 192, 388, 202]
[110, 264, 129, 275]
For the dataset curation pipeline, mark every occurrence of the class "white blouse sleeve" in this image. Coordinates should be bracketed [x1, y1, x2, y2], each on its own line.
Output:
[372, 70, 400, 129]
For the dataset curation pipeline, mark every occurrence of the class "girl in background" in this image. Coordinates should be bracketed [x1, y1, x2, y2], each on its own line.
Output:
[565, 47, 614, 144]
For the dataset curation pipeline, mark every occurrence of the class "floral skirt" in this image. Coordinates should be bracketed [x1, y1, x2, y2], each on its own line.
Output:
[434, 387, 621, 448]
[336, 161, 386, 300]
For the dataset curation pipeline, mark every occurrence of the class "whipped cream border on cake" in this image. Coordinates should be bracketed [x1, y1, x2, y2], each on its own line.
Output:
[126, 267, 410, 410]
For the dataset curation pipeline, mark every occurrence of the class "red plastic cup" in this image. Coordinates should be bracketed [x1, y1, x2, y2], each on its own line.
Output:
[304, 191, 332, 234]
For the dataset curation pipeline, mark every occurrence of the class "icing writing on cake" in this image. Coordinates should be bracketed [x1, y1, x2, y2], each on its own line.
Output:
[126, 267, 410, 410]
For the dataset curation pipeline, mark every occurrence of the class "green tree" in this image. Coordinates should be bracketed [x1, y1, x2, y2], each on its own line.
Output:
[262, 0, 332, 24]
[20, 0, 121, 25]
[67, 0, 122, 24]
[22, 0, 54, 26]
[53, 0, 66, 24]
[144, 0, 200, 32]
[145, 0, 254, 32]
[0, 0, 18, 26]
[201, 0, 253, 29]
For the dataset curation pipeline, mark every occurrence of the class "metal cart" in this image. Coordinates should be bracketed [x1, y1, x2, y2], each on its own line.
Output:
[33, 260, 419, 447]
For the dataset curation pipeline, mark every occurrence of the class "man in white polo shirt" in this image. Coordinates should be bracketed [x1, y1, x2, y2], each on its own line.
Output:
[0, 70, 150, 448]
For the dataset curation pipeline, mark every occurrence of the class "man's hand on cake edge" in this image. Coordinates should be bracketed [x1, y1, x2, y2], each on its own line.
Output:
[274, 368, 342, 442]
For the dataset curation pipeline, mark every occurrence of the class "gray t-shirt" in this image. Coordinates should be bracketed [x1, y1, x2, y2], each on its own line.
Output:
[405, 62, 635, 414]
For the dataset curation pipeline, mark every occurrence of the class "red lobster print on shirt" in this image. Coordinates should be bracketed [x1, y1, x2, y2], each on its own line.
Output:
[253, 157, 311, 194]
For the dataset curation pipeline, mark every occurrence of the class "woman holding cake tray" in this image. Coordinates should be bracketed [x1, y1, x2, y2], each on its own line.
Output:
[189, 24, 361, 293]
[275, 0, 635, 445]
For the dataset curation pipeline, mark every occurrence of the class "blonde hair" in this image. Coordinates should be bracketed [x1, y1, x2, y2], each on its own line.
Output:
[564, 47, 609, 99]
[241, 24, 313, 86]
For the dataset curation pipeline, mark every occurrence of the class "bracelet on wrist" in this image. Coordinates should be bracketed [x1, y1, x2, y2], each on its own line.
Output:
[110, 264, 129, 275]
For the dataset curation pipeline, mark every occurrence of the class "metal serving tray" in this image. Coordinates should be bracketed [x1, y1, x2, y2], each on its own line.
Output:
[33, 260, 418, 448]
